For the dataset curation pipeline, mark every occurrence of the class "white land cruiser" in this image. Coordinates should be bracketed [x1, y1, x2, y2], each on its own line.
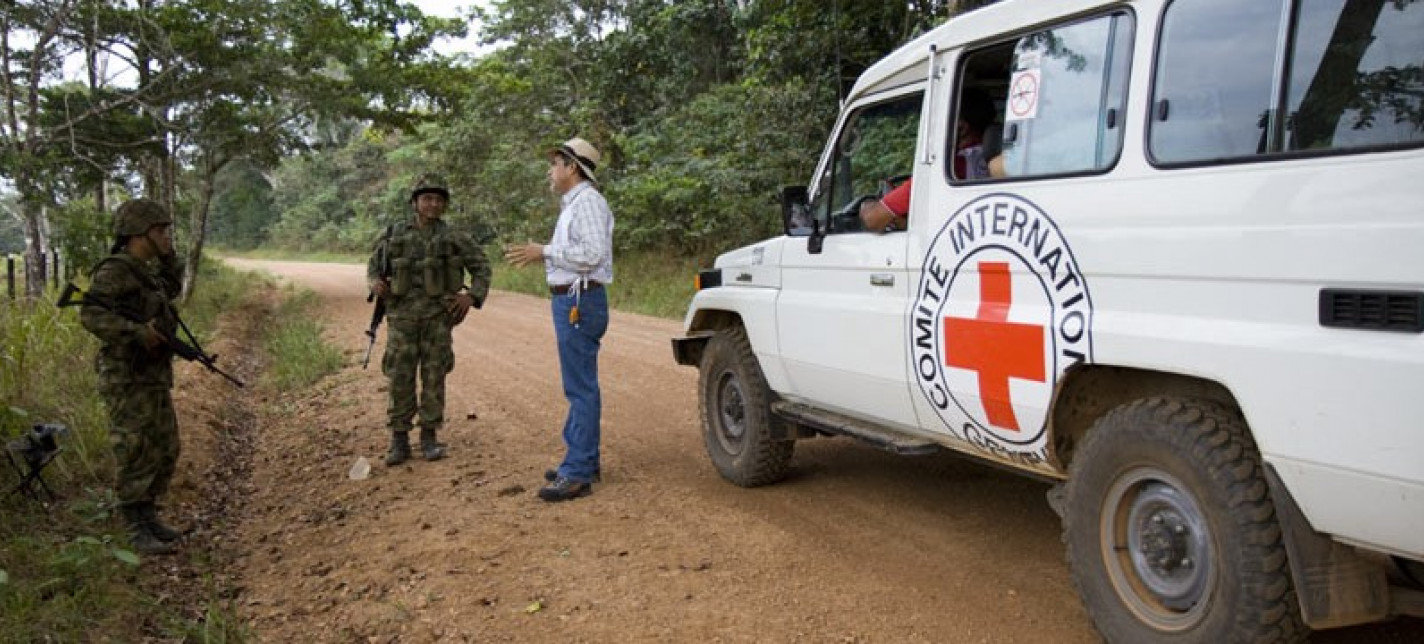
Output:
[672, 0, 1424, 641]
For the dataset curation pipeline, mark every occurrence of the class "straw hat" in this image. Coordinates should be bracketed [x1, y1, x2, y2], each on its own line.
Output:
[550, 137, 601, 182]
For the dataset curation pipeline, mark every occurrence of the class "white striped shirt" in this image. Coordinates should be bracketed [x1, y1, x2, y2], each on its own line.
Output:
[545, 181, 614, 286]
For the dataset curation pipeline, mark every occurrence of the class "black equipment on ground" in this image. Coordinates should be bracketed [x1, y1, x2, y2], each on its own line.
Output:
[5, 423, 68, 502]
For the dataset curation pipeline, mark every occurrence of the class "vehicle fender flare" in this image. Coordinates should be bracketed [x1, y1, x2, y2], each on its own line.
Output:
[673, 288, 788, 392]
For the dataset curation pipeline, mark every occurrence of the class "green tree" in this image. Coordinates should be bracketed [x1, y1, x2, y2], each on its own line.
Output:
[207, 160, 274, 250]
[0, 192, 23, 254]
[421, 0, 1000, 259]
[2, 0, 176, 296]
[4, 0, 470, 297]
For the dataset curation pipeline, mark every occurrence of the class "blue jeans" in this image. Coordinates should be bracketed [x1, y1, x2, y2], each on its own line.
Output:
[551, 286, 608, 482]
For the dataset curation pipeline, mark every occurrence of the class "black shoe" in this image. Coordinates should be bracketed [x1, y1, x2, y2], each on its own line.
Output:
[121, 504, 177, 555]
[385, 432, 411, 467]
[544, 468, 600, 483]
[419, 429, 446, 461]
[140, 502, 181, 542]
[538, 476, 592, 502]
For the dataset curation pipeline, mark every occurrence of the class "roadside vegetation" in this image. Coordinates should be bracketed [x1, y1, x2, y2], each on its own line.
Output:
[264, 288, 345, 392]
[217, 247, 702, 320]
[0, 259, 343, 642]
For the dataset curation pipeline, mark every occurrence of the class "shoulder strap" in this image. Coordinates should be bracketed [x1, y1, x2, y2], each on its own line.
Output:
[88, 254, 121, 278]
[89, 254, 149, 285]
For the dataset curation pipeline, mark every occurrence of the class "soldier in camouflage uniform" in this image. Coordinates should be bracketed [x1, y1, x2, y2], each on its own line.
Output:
[368, 175, 491, 466]
[79, 198, 186, 555]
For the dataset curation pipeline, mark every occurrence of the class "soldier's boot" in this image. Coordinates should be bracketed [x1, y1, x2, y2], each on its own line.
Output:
[419, 428, 446, 462]
[140, 502, 182, 542]
[385, 431, 412, 467]
[121, 504, 176, 555]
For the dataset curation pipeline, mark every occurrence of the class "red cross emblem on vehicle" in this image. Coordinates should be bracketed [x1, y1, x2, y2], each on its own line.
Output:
[911, 193, 1093, 464]
[944, 262, 1046, 431]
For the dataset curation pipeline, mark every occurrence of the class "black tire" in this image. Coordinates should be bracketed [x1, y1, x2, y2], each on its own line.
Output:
[1063, 397, 1307, 644]
[698, 325, 793, 487]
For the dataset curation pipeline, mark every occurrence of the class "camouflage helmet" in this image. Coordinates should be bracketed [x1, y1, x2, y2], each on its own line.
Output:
[114, 198, 172, 236]
[410, 174, 450, 202]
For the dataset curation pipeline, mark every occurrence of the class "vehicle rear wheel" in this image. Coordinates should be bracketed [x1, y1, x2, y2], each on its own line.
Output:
[698, 325, 792, 487]
[1063, 397, 1306, 643]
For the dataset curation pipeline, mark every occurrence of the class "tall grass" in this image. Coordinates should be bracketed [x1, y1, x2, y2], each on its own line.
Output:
[263, 287, 344, 390]
[0, 289, 110, 488]
[0, 258, 253, 643]
[184, 258, 251, 345]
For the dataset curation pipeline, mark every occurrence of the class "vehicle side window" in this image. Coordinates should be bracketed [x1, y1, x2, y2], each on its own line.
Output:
[1287, 0, 1424, 152]
[808, 92, 922, 234]
[995, 13, 1135, 178]
[1151, 0, 1423, 164]
[1150, 0, 1280, 163]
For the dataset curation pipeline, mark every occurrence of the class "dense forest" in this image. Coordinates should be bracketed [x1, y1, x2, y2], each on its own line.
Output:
[3, 0, 996, 297]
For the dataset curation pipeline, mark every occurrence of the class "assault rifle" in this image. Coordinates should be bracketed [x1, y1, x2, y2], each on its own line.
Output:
[363, 225, 393, 369]
[57, 282, 245, 388]
[362, 289, 386, 370]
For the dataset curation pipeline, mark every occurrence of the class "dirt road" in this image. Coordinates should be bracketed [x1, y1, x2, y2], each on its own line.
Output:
[217, 259, 1421, 643]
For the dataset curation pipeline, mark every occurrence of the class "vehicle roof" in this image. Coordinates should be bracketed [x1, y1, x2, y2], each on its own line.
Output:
[845, 0, 1123, 102]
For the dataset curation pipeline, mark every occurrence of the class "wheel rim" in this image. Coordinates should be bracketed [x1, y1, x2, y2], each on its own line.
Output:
[713, 369, 748, 455]
[1100, 466, 1214, 631]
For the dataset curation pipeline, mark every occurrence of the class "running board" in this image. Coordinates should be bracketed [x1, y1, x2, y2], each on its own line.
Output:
[771, 401, 941, 456]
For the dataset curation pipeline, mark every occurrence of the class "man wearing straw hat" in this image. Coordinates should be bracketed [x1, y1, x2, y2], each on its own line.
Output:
[506, 137, 614, 502]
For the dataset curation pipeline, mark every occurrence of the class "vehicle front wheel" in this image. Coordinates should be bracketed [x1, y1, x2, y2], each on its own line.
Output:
[1063, 397, 1306, 643]
[698, 325, 793, 487]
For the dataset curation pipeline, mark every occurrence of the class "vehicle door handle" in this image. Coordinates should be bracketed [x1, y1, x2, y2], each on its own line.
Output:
[870, 273, 894, 287]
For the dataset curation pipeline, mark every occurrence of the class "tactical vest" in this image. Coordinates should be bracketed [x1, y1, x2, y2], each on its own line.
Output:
[86, 254, 179, 384]
[384, 222, 465, 300]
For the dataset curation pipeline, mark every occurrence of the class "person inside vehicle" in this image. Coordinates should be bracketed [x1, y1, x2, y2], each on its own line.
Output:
[860, 88, 998, 232]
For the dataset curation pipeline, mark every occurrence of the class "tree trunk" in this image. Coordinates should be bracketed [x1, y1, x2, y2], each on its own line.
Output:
[1290, 0, 1387, 150]
[180, 165, 219, 303]
[21, 202, 45, 298]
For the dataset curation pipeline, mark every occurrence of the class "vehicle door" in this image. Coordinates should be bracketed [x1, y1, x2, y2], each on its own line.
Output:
[775, 89, 922, 428]
[906, 12, 1134, 475]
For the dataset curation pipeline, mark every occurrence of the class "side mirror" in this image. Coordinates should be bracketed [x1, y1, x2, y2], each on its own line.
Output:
[780, 185, 810, 236]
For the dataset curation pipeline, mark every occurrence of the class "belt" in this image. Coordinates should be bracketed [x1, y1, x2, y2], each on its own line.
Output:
[549, 280, 602, 295]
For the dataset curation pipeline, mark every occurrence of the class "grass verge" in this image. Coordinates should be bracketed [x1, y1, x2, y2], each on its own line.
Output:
[263, 287, 345, 390]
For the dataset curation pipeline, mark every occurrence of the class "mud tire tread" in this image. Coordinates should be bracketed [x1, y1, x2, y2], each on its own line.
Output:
[1063, 397, 1308, 644]
[698, 325, 793, 487]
